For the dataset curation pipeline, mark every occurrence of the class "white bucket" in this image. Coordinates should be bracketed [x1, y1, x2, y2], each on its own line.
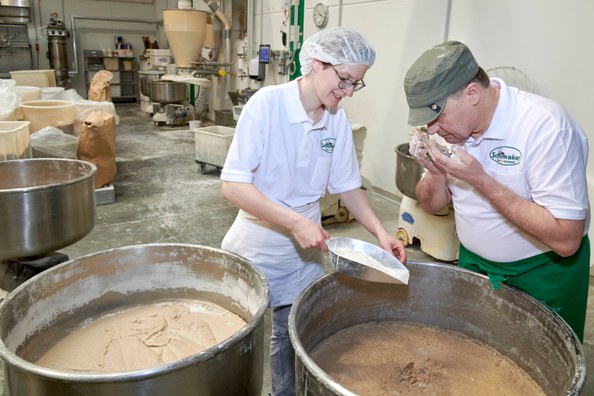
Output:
[188, 120, 201, 131]
[0, 121, 32, 161]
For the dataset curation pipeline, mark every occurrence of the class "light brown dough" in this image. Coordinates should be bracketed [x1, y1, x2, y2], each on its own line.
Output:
[36, 299, 246, 372]
[311, 322, 545, 396]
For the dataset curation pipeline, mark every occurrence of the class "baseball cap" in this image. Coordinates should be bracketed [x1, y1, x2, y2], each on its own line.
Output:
[404, 41, 479, 126]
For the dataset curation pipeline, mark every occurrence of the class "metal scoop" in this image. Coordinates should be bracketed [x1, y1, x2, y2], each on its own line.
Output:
[326, 237, 409, 285]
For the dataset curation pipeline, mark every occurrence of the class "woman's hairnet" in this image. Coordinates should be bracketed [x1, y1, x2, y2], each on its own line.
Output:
[299, 27, 376, 75]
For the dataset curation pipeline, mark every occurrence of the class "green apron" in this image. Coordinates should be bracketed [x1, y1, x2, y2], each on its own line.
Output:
[458, 235, 590, 342]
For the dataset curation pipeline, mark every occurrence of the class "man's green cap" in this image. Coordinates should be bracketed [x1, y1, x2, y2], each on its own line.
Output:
[404, 41, 479, 126]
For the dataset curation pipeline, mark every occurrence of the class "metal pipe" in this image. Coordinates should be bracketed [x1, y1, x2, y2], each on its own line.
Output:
[191, 68, 223, 76]
[193, 60, 230, 66]
[202, 0, 232, 96]
[247, 0, 254, 60]
[69, 15, 159, 76]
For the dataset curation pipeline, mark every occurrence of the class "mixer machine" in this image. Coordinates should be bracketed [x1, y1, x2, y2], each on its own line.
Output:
[158, 7, 232, 125]
[139, 49, 170, 115]
[149, 80, 193, 126]
[394, 143, 459, 261]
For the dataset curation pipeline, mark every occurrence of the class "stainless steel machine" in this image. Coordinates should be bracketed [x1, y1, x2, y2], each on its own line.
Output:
[139, 49, 171, 115]
[44, 12, 70, 87]
[149, 80, 194, 126]
[0, 22, 32, 79]
[139, 69, 166, 115]
[161, 7, 232, 123]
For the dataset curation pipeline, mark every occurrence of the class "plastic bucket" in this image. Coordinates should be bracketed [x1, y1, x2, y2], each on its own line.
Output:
[0, 121, 32, 161]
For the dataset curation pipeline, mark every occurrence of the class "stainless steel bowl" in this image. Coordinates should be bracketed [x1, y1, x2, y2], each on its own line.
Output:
[289, 261, 586, 395]
[148, 80, 187, 104]
[395, 143, 423, 200]
[0, 243, 270, 396]
[0, 158, 96, 258]
[139, 71, 165, 97]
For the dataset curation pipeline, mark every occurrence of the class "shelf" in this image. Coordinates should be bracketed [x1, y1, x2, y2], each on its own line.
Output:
[83, 52, 138, 102]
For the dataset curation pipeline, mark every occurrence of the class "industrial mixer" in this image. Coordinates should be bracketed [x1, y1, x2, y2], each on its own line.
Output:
[44, 12, 70, 87]
[160, 7, 232, 124]
[149, 80, 194, 126]
[394, 142, 459, 261]
[139, 49, 170, 115]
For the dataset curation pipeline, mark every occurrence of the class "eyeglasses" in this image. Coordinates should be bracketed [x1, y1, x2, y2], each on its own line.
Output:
[327, 64, 366, 92]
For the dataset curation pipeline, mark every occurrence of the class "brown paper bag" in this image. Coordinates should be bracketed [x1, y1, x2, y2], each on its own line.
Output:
[88, 70, 113, 102]
[77, 111, 116, 188]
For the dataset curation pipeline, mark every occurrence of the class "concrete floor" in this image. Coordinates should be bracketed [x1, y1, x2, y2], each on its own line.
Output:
[1, 102, 593, 395]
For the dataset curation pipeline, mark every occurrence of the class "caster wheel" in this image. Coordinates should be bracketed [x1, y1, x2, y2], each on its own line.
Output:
[334, 207, 350, 223]
[396, 228, 409, 246]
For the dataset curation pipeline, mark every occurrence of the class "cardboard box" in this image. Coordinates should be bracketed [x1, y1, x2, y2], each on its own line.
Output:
[104, 58, 119, 70]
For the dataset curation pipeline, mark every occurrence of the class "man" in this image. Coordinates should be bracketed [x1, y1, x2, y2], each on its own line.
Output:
[404, 40, 590, 342]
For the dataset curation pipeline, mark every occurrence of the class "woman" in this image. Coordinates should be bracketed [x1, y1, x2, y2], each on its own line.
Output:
[220, 27, 407, 395]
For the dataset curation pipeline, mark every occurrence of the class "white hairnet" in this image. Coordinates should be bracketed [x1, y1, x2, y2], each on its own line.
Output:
[299, 27, 376, 75]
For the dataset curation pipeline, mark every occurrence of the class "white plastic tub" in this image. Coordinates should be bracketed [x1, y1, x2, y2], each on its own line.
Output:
[0, 121, 32, 161]
[18, 100, 76, 134]
[10, 70, 57, 88]
[193, 125, 235, 173]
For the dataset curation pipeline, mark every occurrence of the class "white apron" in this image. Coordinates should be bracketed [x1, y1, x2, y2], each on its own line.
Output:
[221, 202, 325, 307]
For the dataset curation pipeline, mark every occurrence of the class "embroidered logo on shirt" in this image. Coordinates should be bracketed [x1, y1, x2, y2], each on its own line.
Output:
[320, 138, 336, 153]
[489, 146, 521, 166]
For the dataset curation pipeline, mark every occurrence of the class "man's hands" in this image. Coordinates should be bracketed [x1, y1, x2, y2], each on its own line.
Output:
[427, 145, 489, 189]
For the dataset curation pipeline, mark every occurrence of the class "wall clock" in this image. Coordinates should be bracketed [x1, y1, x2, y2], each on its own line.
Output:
[313, 3, 329, 28]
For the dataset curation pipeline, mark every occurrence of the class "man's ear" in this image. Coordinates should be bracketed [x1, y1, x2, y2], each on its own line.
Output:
[465, 82, 480, 105]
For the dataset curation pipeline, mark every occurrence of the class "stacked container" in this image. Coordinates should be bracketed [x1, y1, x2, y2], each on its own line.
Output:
[0, 121, 32, 161]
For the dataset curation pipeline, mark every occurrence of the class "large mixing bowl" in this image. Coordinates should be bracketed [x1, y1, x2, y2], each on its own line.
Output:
[139, 71, 165, 97]
[0, 158, 96, 259]
[0, 243, 270, 396]
[148, 80, 187, 104]
[395, 142, 423, 200]
[289, 261, 585, 395]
